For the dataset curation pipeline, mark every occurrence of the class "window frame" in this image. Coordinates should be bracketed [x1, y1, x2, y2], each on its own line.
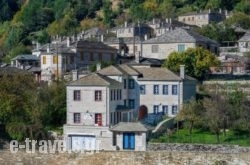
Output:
[128, 79, 135, 89]
[172, 85, 178, 95]
[128, 99, 135, 109]
[73, 90, 81, 101]
[95, 90, 102, 101]
[140, 85, 146, 95]
[172, 105, 178, 115]
[153, 105, 159, 114]
[162, 85, 168, 95]
[73, 113, 81, 123]
[153, 85, 159, 95]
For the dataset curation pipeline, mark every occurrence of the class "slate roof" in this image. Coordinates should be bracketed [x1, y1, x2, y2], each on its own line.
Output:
[68, 73, 121, 87]
[97, 64, 140, 76]
[77, 40, 117, 51]
[143, 28, 218, 44]
[0, 67, 32, 76]
[35, 42, 76, 54]
[133, 67, 182, 81]
[238, 32, 250, 42]
[11, 54, 39, 61]
[110, 122, 148, 132]
[104, 36, 141, 44]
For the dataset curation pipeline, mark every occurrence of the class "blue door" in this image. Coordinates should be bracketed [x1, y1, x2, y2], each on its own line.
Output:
[123, 133, 135, 150]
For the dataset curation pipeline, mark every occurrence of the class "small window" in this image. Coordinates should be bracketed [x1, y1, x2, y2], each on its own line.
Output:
[152, 45, 159, 53]
[116, 89, 119, 100]
[90, 53, 94, 61]
[124, 79, 127, 89]
[162, 105, 168, 115]
[42, 56, 46, 64]
[80, 52, 84, 61]
[178, 44, 185, 52]
[128, 79, 135, 89]
[163, 85, 168, 95]
[110, 90, 113, 101]
[124, 99, 127, 106]
[95, 113, 102, 126]
[73, 113, 81, 123]
[128, 99, 135, 109]
[53, 55, 58, 64]
[98, 53, 102, 61]
[172, 105, 178, 115]
[153, 105, 159, 114]
[153, 85, 159, 95]
[70, 56, 74, 64]
[172, 85, 178, 95]
[73, 90, 81, 101]
[95, 90, 102, 101]
[140, 85, 145, 95]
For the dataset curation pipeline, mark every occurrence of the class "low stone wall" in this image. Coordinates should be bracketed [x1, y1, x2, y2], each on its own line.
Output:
[147, 143, 250, 153]
[0, 148, 250, 165]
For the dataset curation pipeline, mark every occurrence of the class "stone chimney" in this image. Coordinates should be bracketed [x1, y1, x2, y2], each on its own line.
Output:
[153, 18, 155, 24]
[144, 34, 148, 41]
[169, 18, 172, 24]
[180, 65, 185, 79]
[135, 51, 140, 63]
[72, 70, 78, 81]
[101, 35, 104, 42]
[36, 42, 40, 50]
[46, 45, 50, 53]
[96, 63, 101, 71]
[124, 21, 127, 28]
[166, 18, 169, 23]
[67, 37, 70, 47]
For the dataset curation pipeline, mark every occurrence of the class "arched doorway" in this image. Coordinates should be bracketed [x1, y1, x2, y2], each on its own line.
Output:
[138, 105, 148, 120]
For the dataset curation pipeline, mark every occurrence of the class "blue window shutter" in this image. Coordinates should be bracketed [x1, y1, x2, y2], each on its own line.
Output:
[123, 133, 129, 149]
[130, 133, 135, 149]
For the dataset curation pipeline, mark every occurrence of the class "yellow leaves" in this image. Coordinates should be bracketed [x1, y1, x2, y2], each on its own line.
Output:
[143, 0, 158, 12]
[80, 18, 105, 30]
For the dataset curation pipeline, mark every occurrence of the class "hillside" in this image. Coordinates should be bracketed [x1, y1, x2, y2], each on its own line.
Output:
[0, 0, 250, 62]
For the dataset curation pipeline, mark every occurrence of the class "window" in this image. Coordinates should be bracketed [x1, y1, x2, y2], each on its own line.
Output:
[153, 85, 159, 95]
[53, 55, 58, 64]
[124, 79, 127, 89]
[124, 100, 127, 106]
[90, 53, 94, 61]
[116, 89, 119, 100]
[153, 105, 159, 114]
[162, 105, 168, 115]
[95, 90, 102, 101]
[70, 56, 74, 64]
[110, 90, 113, 101]
[163, 85, 168, 95]
[140, 85, 145, 95]
[128, 99, 135, 109]
[128, 79, 135, 89]
[73, 113, 80, 123]
[151, 45, 159, 53]
[95, 113, 102, 126]
[73, 90, 81, 101]
[178, 44, 185, 52]
[98, 53, 102, 61]
[119, 89, 122, 100]
[172, 105, 178, 115]
[80, 52, 84, 61]
[42, 56, 46, 64]
[172, 85, 178, 95]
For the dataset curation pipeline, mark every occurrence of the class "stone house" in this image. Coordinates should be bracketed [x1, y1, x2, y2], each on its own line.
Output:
[142, 28, 218, 60]
[238, 32, 250, 54]
[63, 64, 196, 151]
[178, 9, 227, 27]
[33, 38, 117, 82]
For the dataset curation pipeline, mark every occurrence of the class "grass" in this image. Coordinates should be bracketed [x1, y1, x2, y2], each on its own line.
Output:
[150, 128, 250, 146]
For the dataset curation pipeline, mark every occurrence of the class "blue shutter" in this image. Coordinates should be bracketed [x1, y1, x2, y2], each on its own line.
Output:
[129, 133, 135, 149]
[123, 133, 129, 149]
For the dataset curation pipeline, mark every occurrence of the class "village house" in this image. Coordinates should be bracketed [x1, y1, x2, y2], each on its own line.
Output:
[178, 9, 227, 27]
[142, 28, 218, 60]
[33, 38, 117, 82]
[238, 32, 250, 54]
[63, 64, 196, 151]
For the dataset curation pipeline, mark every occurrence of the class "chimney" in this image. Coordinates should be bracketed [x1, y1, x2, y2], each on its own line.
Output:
[153, 18, 155, 24]
[67, 37, 70, 47]
[180, 65, 185, 79]
[46, 45, 50, 53]
[209, 8, 211, 13]
[169, 18, 172, 24]
[135, 51, 140, 63]
[72, 70, 78, 81]
[144, 34, 148, 41]
[36, 42, 40, 50]
[219, 8, 222, 13]
[124, 21, 127, 28]
[96, 63, 101, 71]
[166, 18, 169, 23]
[101, 35, 104, 42]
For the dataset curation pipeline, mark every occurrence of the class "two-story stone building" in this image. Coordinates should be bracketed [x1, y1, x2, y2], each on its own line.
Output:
[63, 64, 196, 151]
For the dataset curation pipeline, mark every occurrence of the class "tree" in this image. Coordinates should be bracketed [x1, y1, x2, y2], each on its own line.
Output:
[163, 47, 220, 80]
[176, 98, 203, 135]
[225, 12, 250, 30]
[203, 95, 227, 143]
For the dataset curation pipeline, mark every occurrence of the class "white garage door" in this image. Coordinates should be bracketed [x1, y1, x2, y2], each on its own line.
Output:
[71, 135, 96, 151]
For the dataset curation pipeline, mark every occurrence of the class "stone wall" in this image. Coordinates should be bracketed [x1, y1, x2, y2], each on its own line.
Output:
[1, 144, 250, 165]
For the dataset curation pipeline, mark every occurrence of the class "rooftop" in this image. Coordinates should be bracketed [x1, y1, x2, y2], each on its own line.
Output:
[110, 122, 148, 132]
